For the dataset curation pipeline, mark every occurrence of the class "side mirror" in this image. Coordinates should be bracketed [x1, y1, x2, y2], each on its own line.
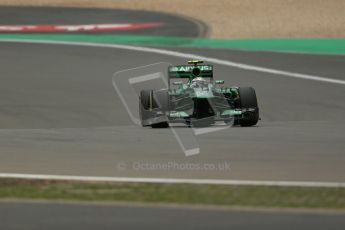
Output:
[215, 80, 224, 85]
[173, 81, 183, 86]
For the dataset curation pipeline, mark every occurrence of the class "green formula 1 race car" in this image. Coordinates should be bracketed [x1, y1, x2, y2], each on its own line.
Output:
[139, 60, 259, 128]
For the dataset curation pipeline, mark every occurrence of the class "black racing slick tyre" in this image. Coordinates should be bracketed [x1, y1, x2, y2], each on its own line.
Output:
[238, 87, 259, 127]
[139, 90, 153, 126]
[140, 90, 157, 110]
[139, 89, 169, 128]
[151, 89, 169, 128]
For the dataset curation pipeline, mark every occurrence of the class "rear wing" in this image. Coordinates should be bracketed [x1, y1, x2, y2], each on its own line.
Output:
[168, 65, 213, 79]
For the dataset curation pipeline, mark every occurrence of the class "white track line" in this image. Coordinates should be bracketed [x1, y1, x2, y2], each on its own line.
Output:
[0, 39, 345, 85]
[0, 173, 344, 188]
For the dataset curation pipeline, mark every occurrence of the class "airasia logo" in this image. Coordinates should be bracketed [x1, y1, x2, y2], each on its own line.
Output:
[0, 23, 162, 32]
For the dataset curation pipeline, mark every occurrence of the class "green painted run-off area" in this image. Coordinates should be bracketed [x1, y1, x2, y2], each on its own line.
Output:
[0, 34, 344, 55]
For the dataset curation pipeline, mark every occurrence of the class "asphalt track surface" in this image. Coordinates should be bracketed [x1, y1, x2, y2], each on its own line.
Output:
[0, 42, 344, 182]
[0, 6, 345, 230]
[0, 6, 206, 37]
[1, 201, 344, 230]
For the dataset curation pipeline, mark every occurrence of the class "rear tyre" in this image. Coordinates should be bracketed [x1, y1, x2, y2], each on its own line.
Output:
[139, 89, 169, 128]
[238, 87, 259, 127]
[139, 90, 154, 127]
[151, 89, 169, 128]
[140, 90, 158, 110]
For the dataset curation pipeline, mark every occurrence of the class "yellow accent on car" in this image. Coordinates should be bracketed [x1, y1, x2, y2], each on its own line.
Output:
[188, 60, 203, 65]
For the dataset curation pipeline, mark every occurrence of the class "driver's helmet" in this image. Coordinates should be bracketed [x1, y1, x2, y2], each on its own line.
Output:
[191, 77, 208, 88]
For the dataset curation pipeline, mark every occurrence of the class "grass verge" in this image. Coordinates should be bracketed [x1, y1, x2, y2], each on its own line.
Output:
[0, 179, 344, 209]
